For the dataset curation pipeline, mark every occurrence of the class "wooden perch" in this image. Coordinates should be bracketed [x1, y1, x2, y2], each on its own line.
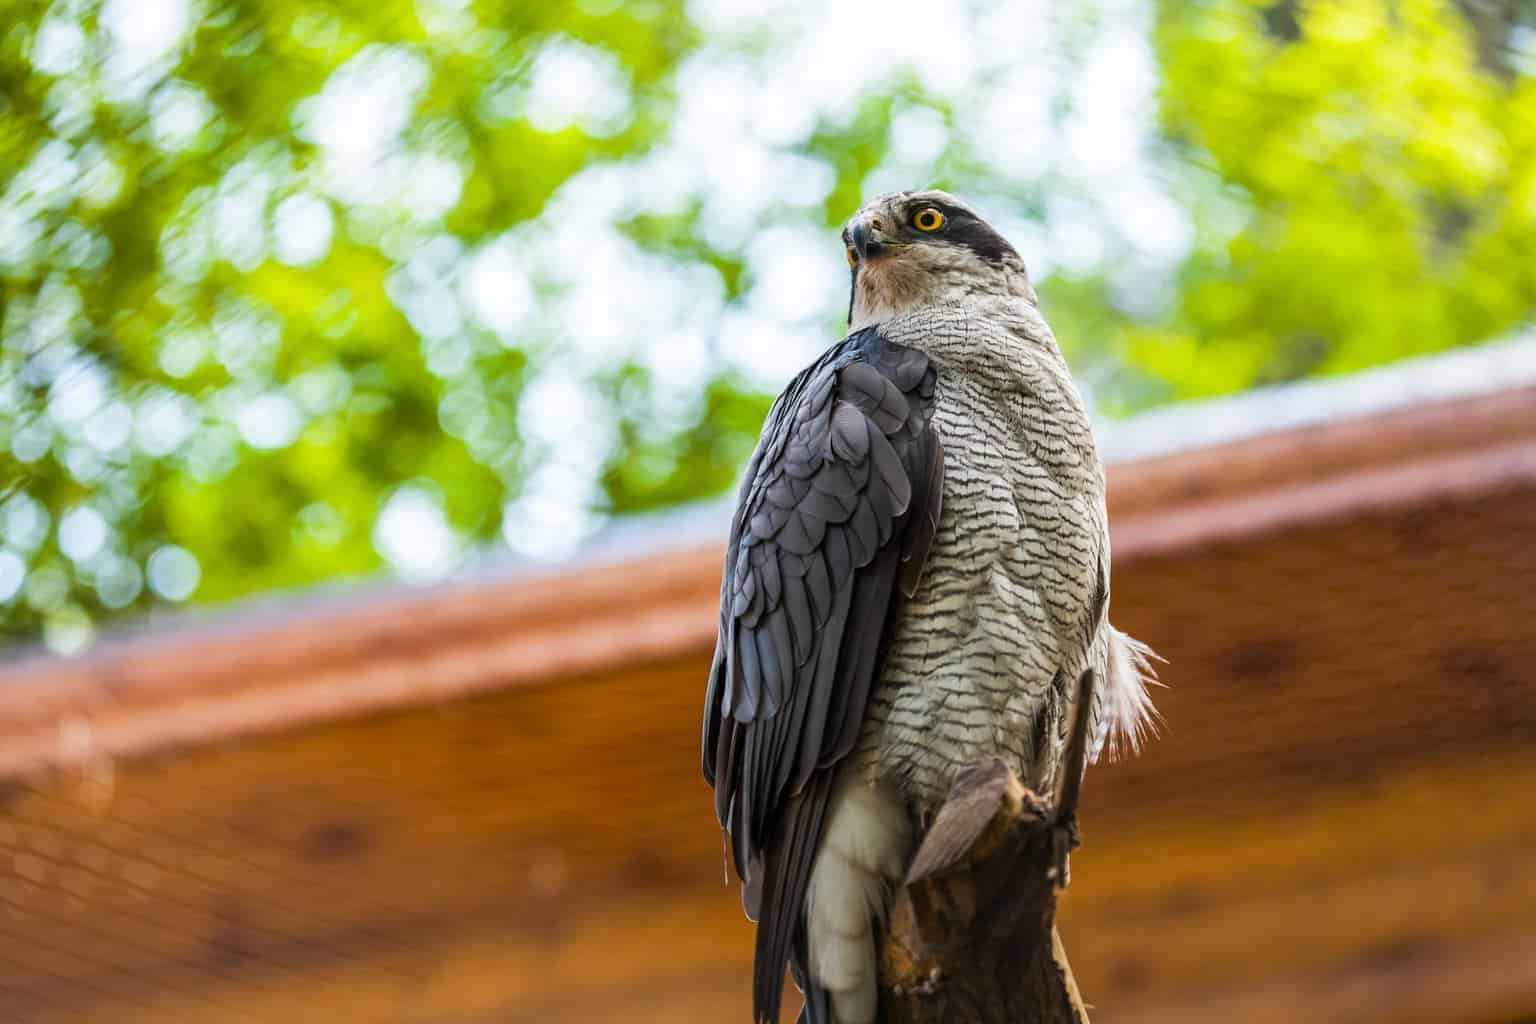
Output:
[875, 671, 1097, 1024]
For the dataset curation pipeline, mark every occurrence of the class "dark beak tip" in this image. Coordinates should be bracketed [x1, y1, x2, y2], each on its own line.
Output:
[850, 222, 869, 258]
[850, 221, 882, 260]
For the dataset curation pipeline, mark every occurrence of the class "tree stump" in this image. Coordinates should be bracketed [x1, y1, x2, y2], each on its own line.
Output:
[875, 672, 1097, 1024]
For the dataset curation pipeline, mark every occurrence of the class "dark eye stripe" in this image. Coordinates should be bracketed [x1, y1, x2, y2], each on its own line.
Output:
[912, 200, 1017, 265]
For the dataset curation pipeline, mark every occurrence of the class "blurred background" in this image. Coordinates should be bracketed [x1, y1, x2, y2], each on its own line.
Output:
[2, 0, 1533, 648]
[3, 0, 1536, 1022]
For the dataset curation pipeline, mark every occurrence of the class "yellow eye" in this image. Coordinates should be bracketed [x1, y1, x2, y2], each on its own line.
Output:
[913, 208, 945, 232]
[846, 245, 858, 267]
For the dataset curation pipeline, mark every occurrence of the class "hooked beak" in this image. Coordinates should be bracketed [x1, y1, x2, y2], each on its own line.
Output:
[849, 215, 893, 261]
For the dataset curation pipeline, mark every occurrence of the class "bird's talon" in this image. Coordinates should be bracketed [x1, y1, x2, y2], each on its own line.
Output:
[1050, 814, 1080, 889]
[912, 966, 944, 995]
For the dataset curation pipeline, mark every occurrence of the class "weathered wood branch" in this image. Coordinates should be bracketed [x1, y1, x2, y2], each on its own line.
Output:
[876, 671, 1097, 1024]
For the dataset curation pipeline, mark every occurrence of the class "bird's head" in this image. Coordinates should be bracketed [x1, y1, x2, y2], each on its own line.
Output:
[841, 190, 1034, 330]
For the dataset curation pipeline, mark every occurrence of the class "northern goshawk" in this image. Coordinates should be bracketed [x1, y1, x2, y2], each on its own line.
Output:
[702, 190, 1157, 1024]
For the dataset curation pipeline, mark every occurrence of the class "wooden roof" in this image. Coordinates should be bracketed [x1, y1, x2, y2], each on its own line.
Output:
[3, 342, 1536, 1022]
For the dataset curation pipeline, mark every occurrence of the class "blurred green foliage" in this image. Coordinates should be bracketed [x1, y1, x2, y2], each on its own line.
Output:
[1134, 0, 1536, 400]
[0, 0, 709, 646]
[1, 0, 1534, 648]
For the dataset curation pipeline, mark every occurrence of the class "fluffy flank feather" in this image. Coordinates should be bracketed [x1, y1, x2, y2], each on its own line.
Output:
[1098, 627, 1164, 762]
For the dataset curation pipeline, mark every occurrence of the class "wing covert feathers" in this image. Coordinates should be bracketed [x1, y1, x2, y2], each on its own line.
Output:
[701, 328, 943, 1023]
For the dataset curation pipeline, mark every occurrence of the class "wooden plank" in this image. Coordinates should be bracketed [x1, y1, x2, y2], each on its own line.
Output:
[4, 748, 1536, 1022]
[2, 451, 1535, 1020]
[0, 546, 726, 779]
[2, 392, 1534, 786]
[1106, 385, 1536, 517]
[1098, 934, 1536, 1024]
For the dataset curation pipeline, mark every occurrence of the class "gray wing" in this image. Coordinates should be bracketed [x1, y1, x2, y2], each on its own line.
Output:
[701, 327, 944, 1024]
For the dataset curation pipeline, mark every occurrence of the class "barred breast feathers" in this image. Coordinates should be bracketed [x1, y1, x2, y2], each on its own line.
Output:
[872, 297, 1161, 772]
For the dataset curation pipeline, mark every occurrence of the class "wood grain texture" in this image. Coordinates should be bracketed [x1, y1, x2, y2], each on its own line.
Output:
[1105, 385, 1536, 518]
[3, 398, 1536, 1021]
[2, 389, 1531, 784]
[879, 759, 1088, 1024]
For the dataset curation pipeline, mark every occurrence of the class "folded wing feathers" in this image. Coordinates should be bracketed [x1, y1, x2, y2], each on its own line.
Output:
[706, 328, 943, 1024]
